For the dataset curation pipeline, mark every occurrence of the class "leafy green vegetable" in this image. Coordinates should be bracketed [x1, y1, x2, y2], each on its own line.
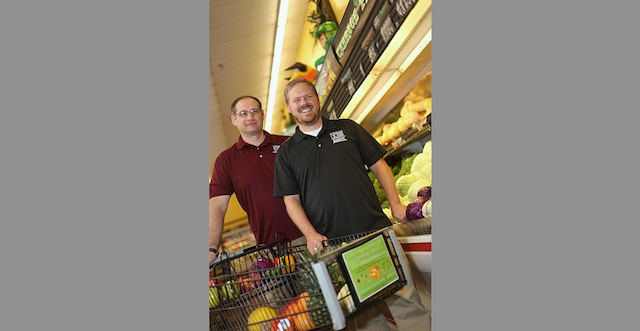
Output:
[395, 153, 419, 178]
[418, 161, 432, 181]
[376, 188, 387, 204]
[382, 208, 394, 223]
[391, 162, 402, 176]
[407, 179, 431, 201]
[396, 173, 419, 197]
[423, 141, 432, 155]
[368, 171, 376, 183]
[411, 153, 431, 175]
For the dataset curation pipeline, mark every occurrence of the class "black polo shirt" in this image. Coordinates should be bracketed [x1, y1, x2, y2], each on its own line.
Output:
[273, 117, 390, 238]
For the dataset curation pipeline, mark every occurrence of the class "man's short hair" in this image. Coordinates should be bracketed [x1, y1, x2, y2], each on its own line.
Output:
[230, 96, 262, 115]
[284, 78, 318, 105]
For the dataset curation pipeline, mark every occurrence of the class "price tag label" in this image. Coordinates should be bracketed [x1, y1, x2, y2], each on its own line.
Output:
[381, 16, 396, 43]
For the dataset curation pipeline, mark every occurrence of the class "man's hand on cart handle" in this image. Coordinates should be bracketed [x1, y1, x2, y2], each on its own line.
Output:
[390, 201, 409, 225]
[305, 232, 328, 257]
[209, 248, 219, 266]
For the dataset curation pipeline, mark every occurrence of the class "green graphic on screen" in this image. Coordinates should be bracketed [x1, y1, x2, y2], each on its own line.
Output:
[342, 235, 399, 302]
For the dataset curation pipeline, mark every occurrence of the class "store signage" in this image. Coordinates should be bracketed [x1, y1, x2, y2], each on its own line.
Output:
[395, 0, 419, 17]
[315, 44, 342, 109]
[332, 0, 376, 61]
[336, 0, 369, 58]
[341, 234, 399, 303]
[319, 0, 421, 118]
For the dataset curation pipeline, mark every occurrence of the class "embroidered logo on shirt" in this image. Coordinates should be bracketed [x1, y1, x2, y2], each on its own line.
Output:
[329, 130, 348, 144]
[272, 145, 280, 153]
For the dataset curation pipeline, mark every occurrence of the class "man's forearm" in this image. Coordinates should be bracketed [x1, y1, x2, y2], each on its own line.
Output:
[370, 158, 408, 223]
[209, 214, 223, 250]
[283, 194, 328, 253]
[209, 196, 230, 250]
[370, 159, 400, 203]
[282, 195, 318, 237]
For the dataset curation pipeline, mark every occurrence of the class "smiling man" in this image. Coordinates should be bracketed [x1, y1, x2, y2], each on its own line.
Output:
[273, 78, 431, 331]
[209, 96, 302, 265]
[275, 78, 407, 254]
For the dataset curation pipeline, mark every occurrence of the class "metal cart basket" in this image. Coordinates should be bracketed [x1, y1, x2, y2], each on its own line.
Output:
[209, 227, 413, 331]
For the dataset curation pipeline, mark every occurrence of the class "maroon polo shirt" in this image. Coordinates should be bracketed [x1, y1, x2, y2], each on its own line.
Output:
[210, 131, 302, 244]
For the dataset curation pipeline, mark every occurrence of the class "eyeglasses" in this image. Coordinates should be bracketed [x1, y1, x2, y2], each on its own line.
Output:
[234, 109, 262, 117]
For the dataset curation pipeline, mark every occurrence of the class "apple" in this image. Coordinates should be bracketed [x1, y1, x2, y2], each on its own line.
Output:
[209, 287, 220, 309]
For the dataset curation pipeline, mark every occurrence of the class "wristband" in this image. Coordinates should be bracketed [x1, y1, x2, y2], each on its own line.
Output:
[209, 248, 219, 254]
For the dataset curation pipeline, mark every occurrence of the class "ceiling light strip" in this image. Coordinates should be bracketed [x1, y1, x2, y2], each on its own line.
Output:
[265, 0, 290, 133]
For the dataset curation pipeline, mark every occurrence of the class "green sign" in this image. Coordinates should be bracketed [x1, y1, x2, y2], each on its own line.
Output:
[341, 235, 399, 303]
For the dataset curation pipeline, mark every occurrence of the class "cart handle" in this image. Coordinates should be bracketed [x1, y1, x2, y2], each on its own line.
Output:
[389, 229, 413, 288]
[313, 261, 346, 330]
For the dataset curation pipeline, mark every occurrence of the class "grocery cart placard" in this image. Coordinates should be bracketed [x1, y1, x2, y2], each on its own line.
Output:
[341, 234, 399, 303]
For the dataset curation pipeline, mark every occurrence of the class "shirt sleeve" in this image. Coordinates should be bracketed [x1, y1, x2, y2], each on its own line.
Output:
[273, 144, 300, 198]
[350, 120, 387, 167]
[209, 151, 234, 199]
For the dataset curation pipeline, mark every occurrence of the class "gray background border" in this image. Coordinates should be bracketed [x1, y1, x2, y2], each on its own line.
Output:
[1, 1, 208, 330]
[1, 0, 639, 330]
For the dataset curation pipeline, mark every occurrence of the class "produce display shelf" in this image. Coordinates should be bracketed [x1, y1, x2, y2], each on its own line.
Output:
[209, 227, 411, 331]
[384, 114, 431, 159]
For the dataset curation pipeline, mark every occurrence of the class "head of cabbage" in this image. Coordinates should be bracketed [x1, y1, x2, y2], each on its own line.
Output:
[410, 153, 431, 175]
[407, 179, 431, 201]
[395, 173, 419, 197]
[418, 161, 431, 181]
[423, 140, 432, 155]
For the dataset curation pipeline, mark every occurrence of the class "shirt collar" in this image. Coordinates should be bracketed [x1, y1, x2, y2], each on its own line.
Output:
[292, 117, 335, 142]
[236, 130, 274, 150]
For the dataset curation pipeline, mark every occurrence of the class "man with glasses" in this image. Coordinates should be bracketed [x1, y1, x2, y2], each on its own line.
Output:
[209, 96, 302, 264]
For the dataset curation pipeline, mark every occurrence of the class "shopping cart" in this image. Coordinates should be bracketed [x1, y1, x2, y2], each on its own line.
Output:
[209, 227, 413, 331]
